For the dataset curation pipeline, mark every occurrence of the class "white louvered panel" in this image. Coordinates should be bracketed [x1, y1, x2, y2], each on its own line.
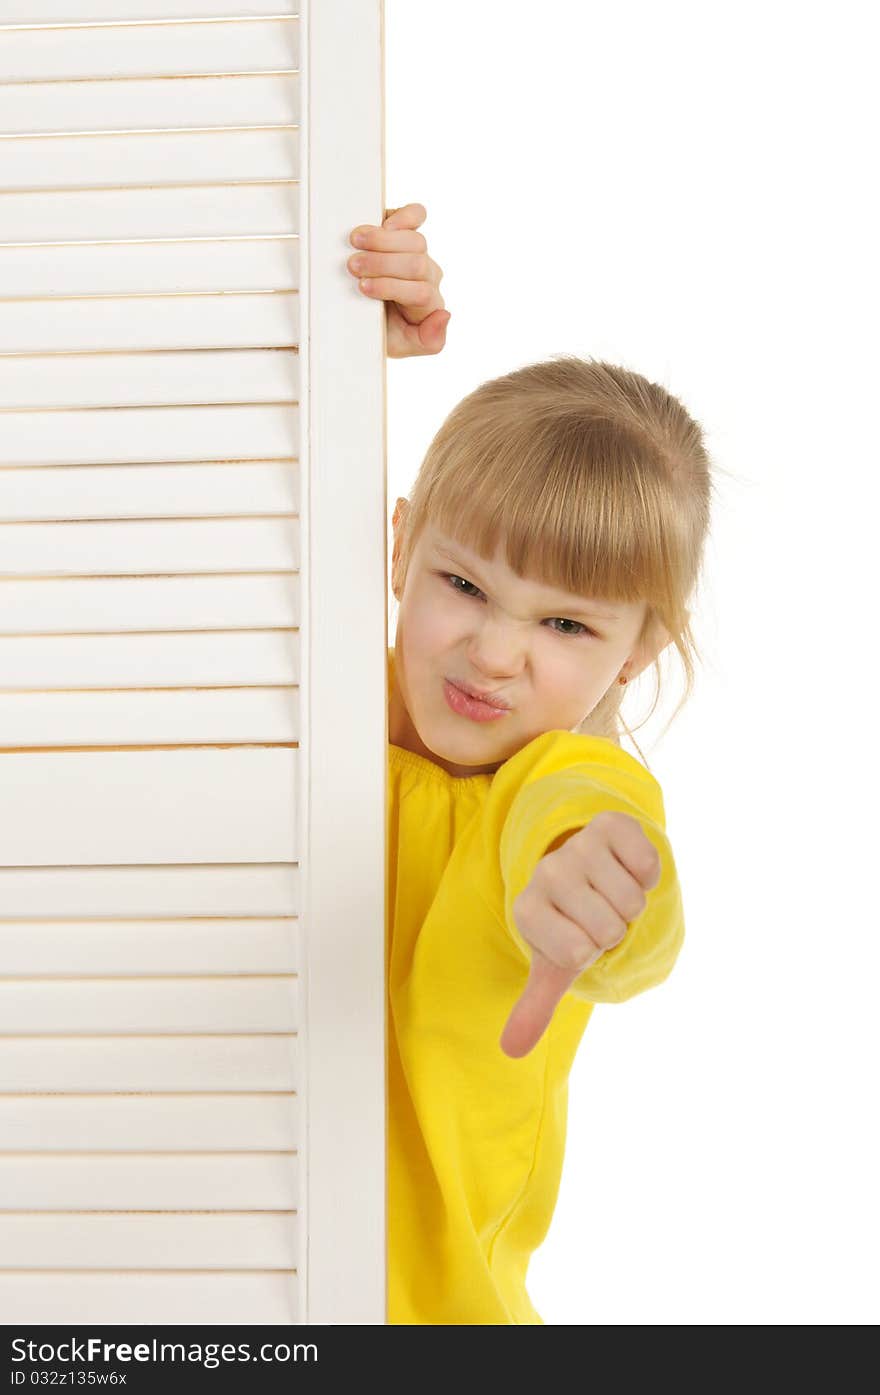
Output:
[0, 575, 299, 632]
[2, 185, 299, 242]
[0, 404, 299, 465]
[0, 130, 302, 194]
[0, 977, 298, 1032]
[0, 1037, 299, 1092]
[0, 1275, 300, 1329]
[0, 918, 298, 973]
[0, 690, 298, 745]
[0, 240, 300, 298]
[0, 1095, 301, 1150]
[0, 1154, 300, 1210]
[0, 19, 298, 82]
[0, 463, 299, 522]
[0, 291, 300, 356]
[0, 750, 297, 862]
[0, 0, 386, 1327]
[0, 1214, 297, 1268]
[0, 2, 297, 19]
[0, 352, 298, 408]
[0, 75, 298, 134]
[1, 520, 298, 575]
[0, 864, 299, 918]
[0, 631, 299, 686]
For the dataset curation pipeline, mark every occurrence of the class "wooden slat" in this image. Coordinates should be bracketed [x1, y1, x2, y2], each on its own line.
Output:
[0, 865, 299, 919]
[1, 2, 298, 20]
[0, 404, 299, 465]
[0, 748, 297, 863]
[0, 1272, 299, 1327]
[0, 240, 300, 297]
[0, 688, 298, 746]
[0, 574, 299, 633]
[0, 184, 298, 245]
[0, 630, 299, 688]
[0, 350, 298, 410]
[0, 19, 298, 84]
[0, 918, 298, 975]
[0, 1094, 300, 1150]
[0, 463, 299, 523]
[0, 73, 299, 135]
[0, 290, 299, 355]
[0, 1037, 297, 1093]
[0, 1213, 297, 1269]
[0, 128, 300, 193]
[0, 977, 298, 1033]
[0, 1154, 299, 1211]
[0, 519, 299, 576]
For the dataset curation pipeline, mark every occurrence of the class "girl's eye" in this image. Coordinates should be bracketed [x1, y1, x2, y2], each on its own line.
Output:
[445, 573, 481, 599]
[441, 574, 596, 639]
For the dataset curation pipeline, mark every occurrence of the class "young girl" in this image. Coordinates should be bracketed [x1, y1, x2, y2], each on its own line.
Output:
[348, 205, 713, 1325]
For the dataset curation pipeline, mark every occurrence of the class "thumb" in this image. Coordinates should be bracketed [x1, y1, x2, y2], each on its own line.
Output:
[388, 306, 450, 358]
[499, 951, 576, 1059]
[422, 308, 451, 346]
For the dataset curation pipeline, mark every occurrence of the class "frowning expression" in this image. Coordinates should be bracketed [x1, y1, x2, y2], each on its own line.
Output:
[390, 519, 653, 778]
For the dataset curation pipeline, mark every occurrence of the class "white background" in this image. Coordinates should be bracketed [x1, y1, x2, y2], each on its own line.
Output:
[383, 0, 878, 1323]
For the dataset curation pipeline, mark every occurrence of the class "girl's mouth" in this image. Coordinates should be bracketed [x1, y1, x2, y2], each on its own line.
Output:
[443, 679, 511, 723]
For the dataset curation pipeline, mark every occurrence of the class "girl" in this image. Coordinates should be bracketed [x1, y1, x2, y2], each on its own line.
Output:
[349, 205, 713, 1325]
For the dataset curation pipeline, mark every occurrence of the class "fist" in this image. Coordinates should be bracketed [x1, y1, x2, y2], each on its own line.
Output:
[500, 810, 662, 1059]
[347, 202, 450, 358]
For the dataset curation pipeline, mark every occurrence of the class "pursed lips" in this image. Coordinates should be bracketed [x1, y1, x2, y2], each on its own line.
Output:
[448, 679, 512, 710]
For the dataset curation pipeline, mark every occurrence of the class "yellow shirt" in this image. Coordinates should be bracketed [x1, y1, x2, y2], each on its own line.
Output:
[386, 647, 685, 1323]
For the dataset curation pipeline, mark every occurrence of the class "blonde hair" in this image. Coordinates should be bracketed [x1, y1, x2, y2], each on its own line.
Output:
[393, 354, 717, 764]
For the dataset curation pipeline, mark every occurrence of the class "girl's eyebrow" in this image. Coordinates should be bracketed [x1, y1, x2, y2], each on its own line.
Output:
[431, 543, 621, 620]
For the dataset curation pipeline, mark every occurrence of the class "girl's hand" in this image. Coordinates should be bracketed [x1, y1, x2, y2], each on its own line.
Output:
[347, 202, 450, 358]
[500, 811, 662, 1059]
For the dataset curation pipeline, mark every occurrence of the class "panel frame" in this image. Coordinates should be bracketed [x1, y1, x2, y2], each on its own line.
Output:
[297, 0, 388, 1327]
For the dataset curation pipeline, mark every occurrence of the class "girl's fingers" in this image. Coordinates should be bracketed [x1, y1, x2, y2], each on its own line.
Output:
[514, 890, 605, 974]
[350, 227, 427, 254]
[347, 206, 447, 348]
[550, 838, 646, 936]
[355, 275, 440, 310]
[347, 250, 438, 284]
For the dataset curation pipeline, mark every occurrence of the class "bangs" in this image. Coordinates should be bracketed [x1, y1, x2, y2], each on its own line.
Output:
[418, 414, 679, 612]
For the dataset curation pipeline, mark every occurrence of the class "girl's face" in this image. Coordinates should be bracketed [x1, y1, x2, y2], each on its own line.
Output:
[390, 501, 670, 778]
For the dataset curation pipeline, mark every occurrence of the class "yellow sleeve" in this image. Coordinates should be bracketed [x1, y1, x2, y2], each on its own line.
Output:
[498, 767, 686, 1004]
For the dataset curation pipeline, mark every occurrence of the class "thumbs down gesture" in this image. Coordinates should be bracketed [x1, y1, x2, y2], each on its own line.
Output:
[499, 810, 663, 1059]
